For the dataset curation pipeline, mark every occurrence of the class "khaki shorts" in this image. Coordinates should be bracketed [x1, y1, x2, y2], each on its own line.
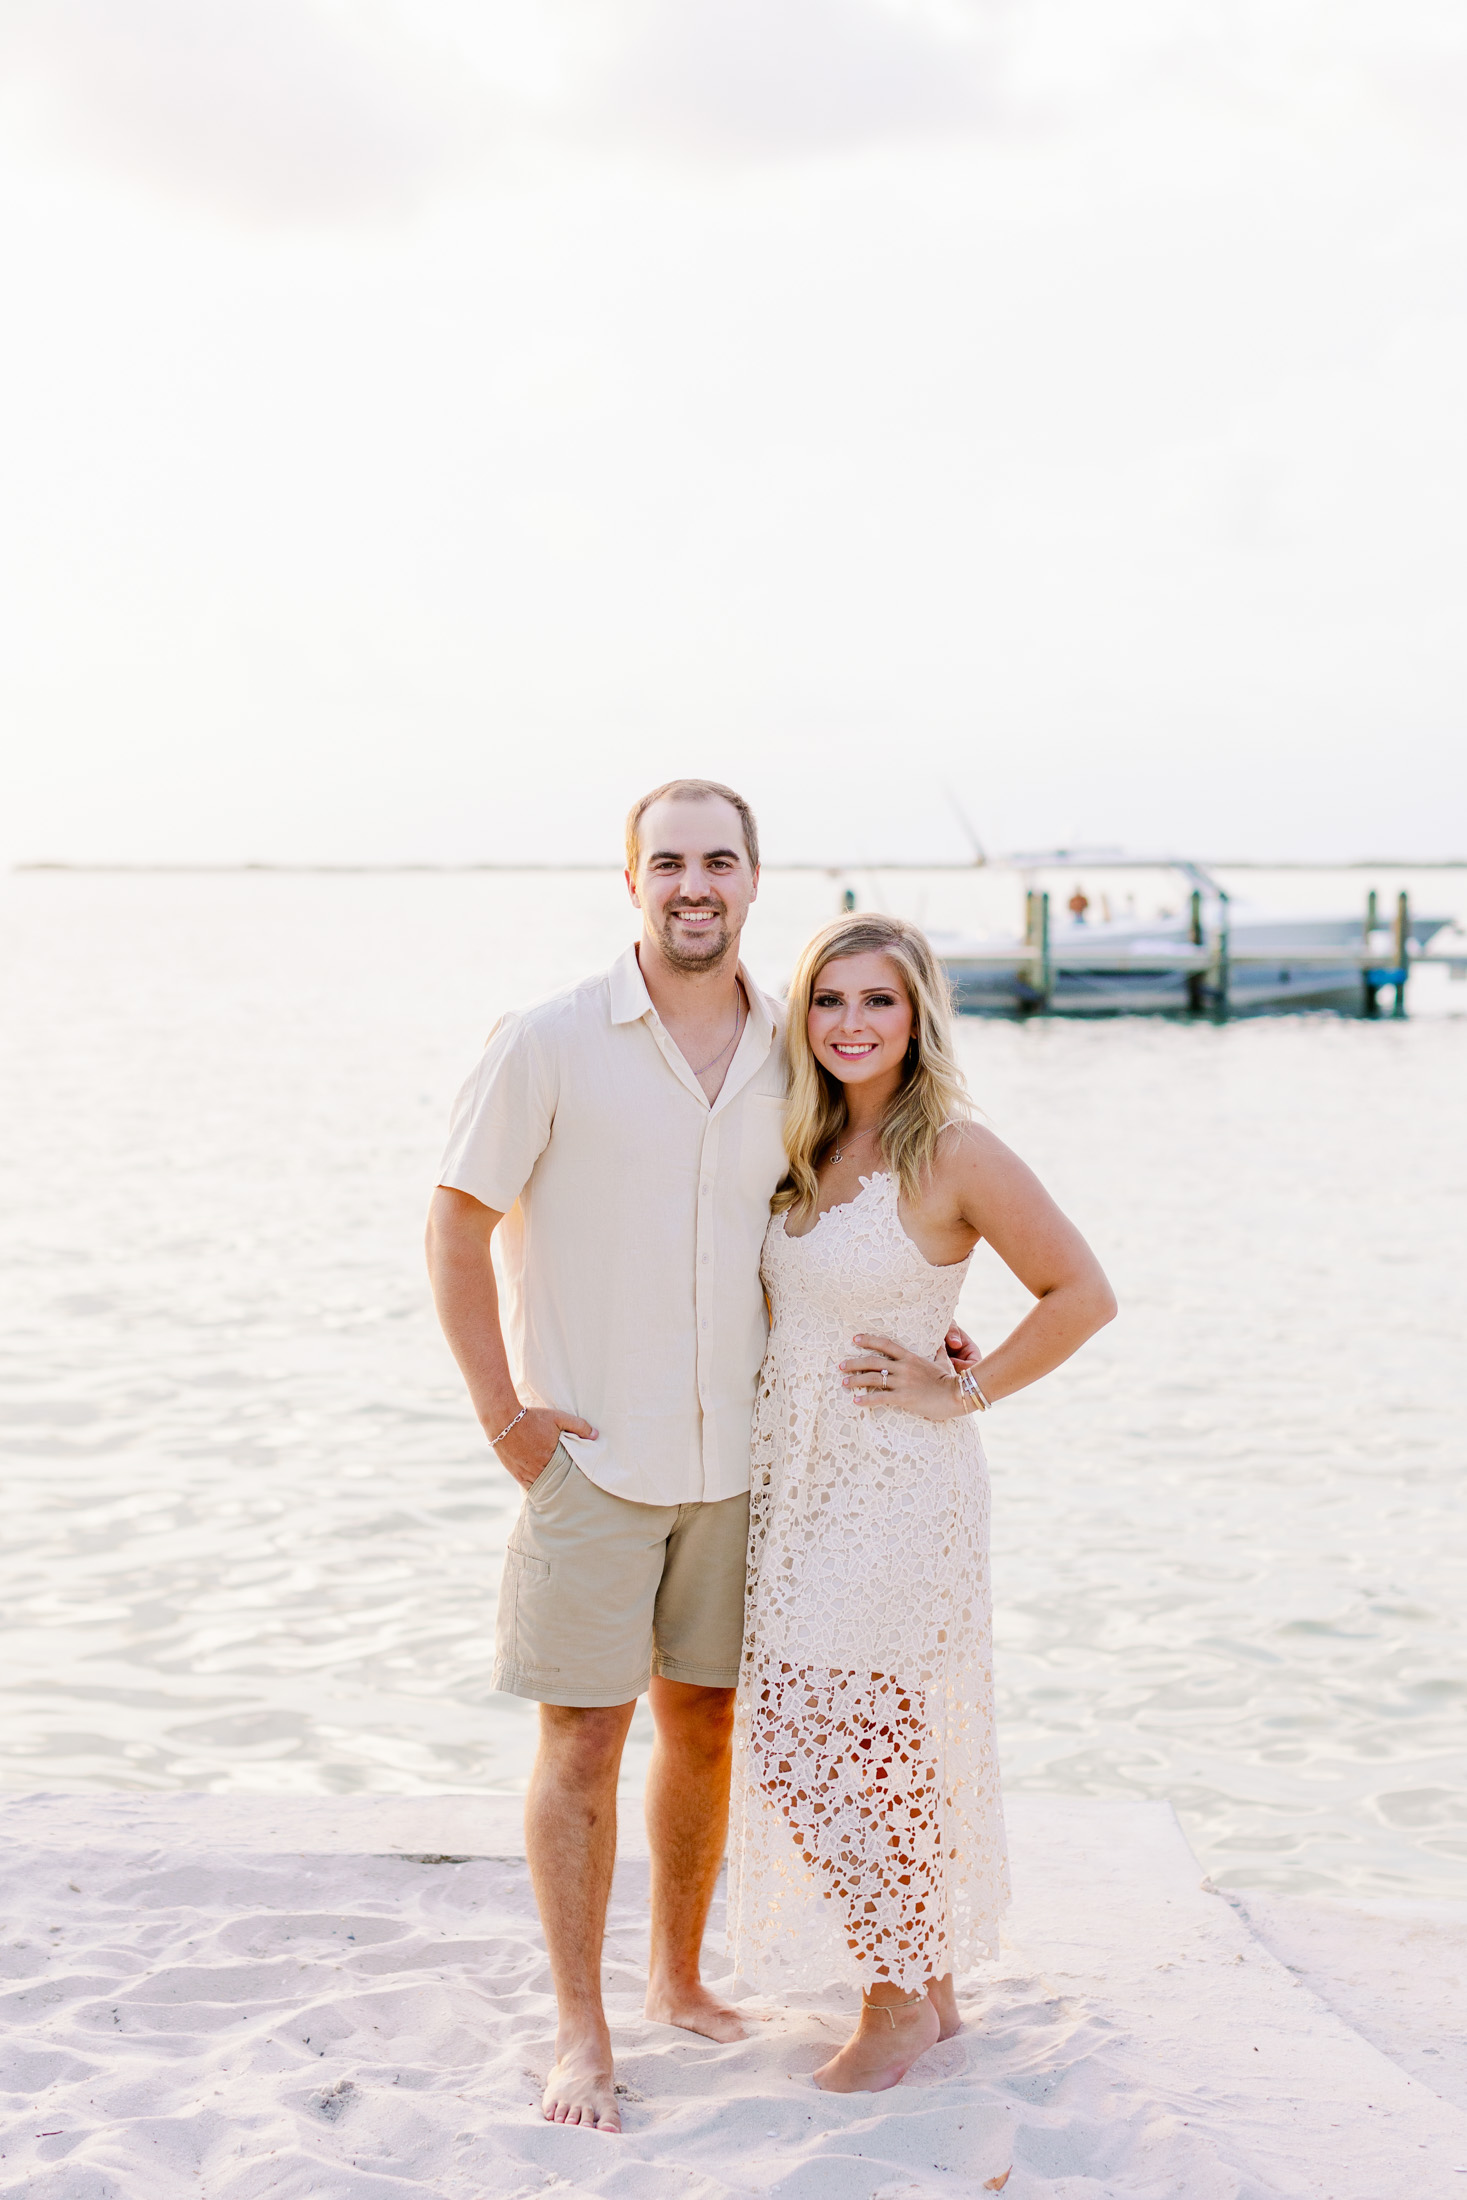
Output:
[493, 1444, 751, 1707]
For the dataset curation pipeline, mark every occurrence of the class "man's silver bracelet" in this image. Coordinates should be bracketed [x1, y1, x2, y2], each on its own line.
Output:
[489, 1405, 528, 1448]
[956, 1368, 991, 1413]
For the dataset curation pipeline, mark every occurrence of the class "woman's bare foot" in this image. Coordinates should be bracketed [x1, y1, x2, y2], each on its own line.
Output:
[812, 1988, 941, 2093]
[927, 1972, 962, 2041]
[542, 2023, 621, 2130]
[643, 1978, 748, 2042]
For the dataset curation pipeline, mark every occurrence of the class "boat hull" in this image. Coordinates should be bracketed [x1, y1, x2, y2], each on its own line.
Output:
[939, 915, 1452, 1016]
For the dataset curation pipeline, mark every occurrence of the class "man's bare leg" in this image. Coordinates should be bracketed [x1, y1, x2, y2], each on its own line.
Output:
[642, 1678, 747, 2041]
[525, 1700, 636, 2130]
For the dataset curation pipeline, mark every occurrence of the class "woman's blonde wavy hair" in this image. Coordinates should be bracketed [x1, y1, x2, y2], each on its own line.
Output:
[773, 913, 972, 1217]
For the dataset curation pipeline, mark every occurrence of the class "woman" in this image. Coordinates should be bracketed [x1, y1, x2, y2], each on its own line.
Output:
[727, 914, 1116, 2093]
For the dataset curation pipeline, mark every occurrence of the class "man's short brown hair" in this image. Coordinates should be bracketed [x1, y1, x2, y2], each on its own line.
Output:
[625, 779, 760, 874]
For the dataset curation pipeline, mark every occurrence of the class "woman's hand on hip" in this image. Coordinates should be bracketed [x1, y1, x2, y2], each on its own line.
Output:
[944, 1322, 983, 1371]
[840, 1334, 965, 1421]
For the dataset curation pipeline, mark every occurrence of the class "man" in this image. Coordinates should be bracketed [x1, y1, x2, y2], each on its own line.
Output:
[425, 779, 789, 2133]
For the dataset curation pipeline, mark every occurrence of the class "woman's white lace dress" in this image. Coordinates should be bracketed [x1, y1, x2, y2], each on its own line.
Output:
[727, 1171, 1009, 1993]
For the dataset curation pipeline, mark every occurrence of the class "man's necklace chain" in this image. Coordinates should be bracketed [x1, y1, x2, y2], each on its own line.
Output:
[691, 987, 746, 1077]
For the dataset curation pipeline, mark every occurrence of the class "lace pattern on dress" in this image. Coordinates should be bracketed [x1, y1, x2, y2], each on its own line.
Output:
[727, 1172, 1009, 1992]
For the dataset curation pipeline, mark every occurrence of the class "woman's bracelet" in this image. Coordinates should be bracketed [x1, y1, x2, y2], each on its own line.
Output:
[489, 1405, 527, 1448]
[956, 1368, 991, 1413]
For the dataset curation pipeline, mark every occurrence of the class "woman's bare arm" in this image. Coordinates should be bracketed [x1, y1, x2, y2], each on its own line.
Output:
[844, 1126, 1115, 1414]
[942, 1125, 1116, 1401]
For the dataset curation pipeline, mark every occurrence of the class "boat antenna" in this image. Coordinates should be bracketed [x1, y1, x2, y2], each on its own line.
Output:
[943, 785, 986, 867]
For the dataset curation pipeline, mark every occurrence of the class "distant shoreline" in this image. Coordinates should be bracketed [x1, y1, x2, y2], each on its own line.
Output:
[13, 859, 1467, 876]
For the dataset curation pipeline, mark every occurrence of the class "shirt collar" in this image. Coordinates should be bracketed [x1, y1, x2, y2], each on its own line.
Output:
[608, 941, 780, 1044]
[608, 942, 653, 1025]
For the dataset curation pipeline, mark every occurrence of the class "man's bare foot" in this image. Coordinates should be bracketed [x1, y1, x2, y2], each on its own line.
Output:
[542, 2029, 621, 2130]
[643, 1978, 748, 2042]
[927, 1972, 962, 2041]
[812, 1991, 940, 2093]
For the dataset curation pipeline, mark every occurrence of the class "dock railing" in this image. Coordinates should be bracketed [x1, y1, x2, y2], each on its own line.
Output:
[1200, 887, 1403, 1017]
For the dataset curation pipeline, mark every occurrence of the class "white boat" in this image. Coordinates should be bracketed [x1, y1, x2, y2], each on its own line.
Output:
[925, 856, 1461, 1016]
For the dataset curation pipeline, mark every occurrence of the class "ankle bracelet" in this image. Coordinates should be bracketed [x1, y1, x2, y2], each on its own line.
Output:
[868, 1990, 926, 2029]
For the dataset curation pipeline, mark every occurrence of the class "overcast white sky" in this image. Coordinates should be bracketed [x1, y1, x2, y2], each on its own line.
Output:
[3, 0, 1465, 864]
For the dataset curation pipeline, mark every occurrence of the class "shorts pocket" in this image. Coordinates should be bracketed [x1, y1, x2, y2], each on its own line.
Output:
[498, 1544, 556, 1677]
[525, 1443, 575, 1510]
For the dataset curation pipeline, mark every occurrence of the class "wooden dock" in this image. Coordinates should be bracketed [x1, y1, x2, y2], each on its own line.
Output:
[944, 889, 1467, 1018]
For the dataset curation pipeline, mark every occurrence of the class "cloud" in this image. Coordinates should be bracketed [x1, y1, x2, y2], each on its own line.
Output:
[1, 0, 474, 223]
[588, 0, 1004, 156]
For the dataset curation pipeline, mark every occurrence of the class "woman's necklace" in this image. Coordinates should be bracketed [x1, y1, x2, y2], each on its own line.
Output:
[691, 986, 745, 1077]
[829, 1123, 877, 1164]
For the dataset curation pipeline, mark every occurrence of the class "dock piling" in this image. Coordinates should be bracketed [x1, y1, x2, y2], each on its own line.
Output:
[1209, 890, 1232, 1018]
[1187, 889, 1205, 1013]
[1393, 890, 1410, 1017]
[1021, 889, 1052, 1012]
[1363, 888, 1380, 1015]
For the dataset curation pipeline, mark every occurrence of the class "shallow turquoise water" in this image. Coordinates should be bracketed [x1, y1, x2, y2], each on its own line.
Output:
[0, 868, 1463, 1898]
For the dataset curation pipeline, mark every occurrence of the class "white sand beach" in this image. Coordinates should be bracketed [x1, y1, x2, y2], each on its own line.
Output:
[1, 1792, 1462, 2200]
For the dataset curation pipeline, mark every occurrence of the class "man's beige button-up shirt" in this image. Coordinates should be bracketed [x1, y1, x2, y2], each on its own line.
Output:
[438, 944, 789, 1506]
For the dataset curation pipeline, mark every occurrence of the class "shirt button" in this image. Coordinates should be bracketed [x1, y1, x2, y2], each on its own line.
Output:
[700, 1254, 709, 1264]
[701, 1318, 709, 1329]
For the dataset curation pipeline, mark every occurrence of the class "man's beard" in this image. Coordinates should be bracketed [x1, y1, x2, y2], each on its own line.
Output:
[654, 903, 732, 972]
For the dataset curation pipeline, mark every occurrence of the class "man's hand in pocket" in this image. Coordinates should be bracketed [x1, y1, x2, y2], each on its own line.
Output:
[493, 1405, 598, 1491]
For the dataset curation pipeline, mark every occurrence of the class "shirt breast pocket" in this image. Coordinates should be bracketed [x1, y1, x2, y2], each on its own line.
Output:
[739, 1094, 789, 1199]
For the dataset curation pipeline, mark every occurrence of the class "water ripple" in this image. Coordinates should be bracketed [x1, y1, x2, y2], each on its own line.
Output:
[0, 870, 1462, 1896]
